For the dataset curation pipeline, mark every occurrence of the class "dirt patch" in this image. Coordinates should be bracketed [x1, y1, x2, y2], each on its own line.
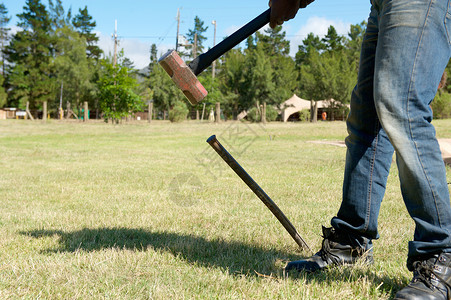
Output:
[310, 139, 451, 166]
[308, 140, 346, 148]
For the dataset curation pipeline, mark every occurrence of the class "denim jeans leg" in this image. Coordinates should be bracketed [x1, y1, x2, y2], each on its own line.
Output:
[331, 5, 394, 250]
[372, 0, 451, 266]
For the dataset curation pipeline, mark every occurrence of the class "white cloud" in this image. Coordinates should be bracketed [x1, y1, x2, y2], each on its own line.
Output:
[97, 31, 153, 69]
[224, 25, 241, 37]
[96, 31, 114, 58]
[156, 44, 173, 57]
[289, 17, 350, 56]
[10, 25, 20, 35]
[118, 38, 150, 69]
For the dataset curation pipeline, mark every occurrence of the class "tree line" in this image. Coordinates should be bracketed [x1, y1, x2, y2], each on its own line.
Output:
[1, 1, 450, 122]
[148, 17, 366, 121]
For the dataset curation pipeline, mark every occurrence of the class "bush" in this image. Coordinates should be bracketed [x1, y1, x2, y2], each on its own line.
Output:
[246, 105, 279, 122]
[169, 101, 189, 122]
[266, 105, 279, 122]
[431, 92, 451, 119]
[299, 109, 310, 122]
[246, 107, 259, 122]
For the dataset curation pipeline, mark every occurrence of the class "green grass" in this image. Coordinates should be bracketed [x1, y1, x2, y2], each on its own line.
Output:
[1, 119, 451, 299]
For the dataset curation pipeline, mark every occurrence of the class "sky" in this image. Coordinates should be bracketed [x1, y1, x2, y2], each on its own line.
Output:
[4, 0, 372, 69]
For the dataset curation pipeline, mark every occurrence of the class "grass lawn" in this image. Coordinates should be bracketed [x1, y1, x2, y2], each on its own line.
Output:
[1, 119, 451, 299]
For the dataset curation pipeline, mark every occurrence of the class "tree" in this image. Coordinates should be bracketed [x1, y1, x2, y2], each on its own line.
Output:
[256, 26, 290, 56]
[0, 74, 6, 107]
[48, 0, 71, 30]
[295, 24, 361, 120]
[4, 0, 55, 109]
[98, 53, 143, 122]
[148, 64, 184, 116]
[432, 91, 451, 119]
[219, 49, 245, 118]
[273, 55, 297, 104]
[322, 26, 344, 52]
[298, 45, 356, 119]
[71, 6, 103, 115]
[0, 3, 10, 74]
[247, 26, 296, 108]
[122, 57, 135, 70]
[186, 16, 208, 58]
[346, 21, 366, 70]
[53, 25, 93, 112]
[0, 2, 9, 106]
[149, 43, 158, 72]
[241, 44, 275, 109]
[72, 6, 102, 60]
[198, 71, 224, 117]
[295, 33, 324, 68]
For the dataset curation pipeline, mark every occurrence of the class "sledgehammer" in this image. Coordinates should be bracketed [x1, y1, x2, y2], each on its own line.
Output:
[159, 9, 271, 105]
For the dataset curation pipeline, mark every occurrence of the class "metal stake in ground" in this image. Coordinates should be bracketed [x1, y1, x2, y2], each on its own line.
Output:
[206, 135, 312, 253]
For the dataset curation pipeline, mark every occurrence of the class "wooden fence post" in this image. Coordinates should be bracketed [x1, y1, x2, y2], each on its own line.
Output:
[201, 103, 206, 121]
[148, 101, 153, 123]
[43, 101, 47, 121]
[83, 101, 88, 122]
[66, 102, 70, 119]
[215, 102, 220, 123]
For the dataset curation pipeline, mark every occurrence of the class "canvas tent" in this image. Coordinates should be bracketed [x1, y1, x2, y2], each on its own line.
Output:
[281, 94, 350, 122]
[281, 94, 331, 122]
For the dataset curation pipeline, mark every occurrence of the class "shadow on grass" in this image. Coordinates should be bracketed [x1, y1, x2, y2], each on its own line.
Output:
[22, 227, 406, 297]
[21, 227, 295, 276]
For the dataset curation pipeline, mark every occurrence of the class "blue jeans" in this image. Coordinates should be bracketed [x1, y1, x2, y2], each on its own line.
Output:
[331, 0, 451, 268]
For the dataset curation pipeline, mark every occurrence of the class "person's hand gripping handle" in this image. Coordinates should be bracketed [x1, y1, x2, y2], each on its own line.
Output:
[269, 0, 315, 28]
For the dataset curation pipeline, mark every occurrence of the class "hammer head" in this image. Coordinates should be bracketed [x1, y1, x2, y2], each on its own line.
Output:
[158, 50, 208, 105]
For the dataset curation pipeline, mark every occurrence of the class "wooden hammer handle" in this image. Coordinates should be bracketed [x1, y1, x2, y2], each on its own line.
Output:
[189, 9, 271, 76]
[206, 135, 312, 252]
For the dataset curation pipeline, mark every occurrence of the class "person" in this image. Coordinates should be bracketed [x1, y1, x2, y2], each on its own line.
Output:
[269, 0, 451, 299]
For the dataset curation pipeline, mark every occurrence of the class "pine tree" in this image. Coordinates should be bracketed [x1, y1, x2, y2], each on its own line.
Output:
[72, 6, 102, 60]
[186, 16, 208, 58]
[256, 26, 290, 56]
[322, 26, 344, 52]
[48, 0, 70, 30]
[5, 0, 55, 109]
[219, 49, 245, 117]
[0, 2, 10, 106]
[241, 44, 275, 109]
[251, 26, 296, 106]
[54, 25, 92, 111]
[149, 43, 158, 72]
[0, 3, 10, 73]
[296, 25, 357, 119]
[295, 33, 324, 67]
[346, 21, 366, 70]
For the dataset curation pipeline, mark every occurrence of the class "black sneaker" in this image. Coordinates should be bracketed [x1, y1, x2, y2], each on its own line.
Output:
[284, 226, 373, 274]
[394, 253, 451, 300]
